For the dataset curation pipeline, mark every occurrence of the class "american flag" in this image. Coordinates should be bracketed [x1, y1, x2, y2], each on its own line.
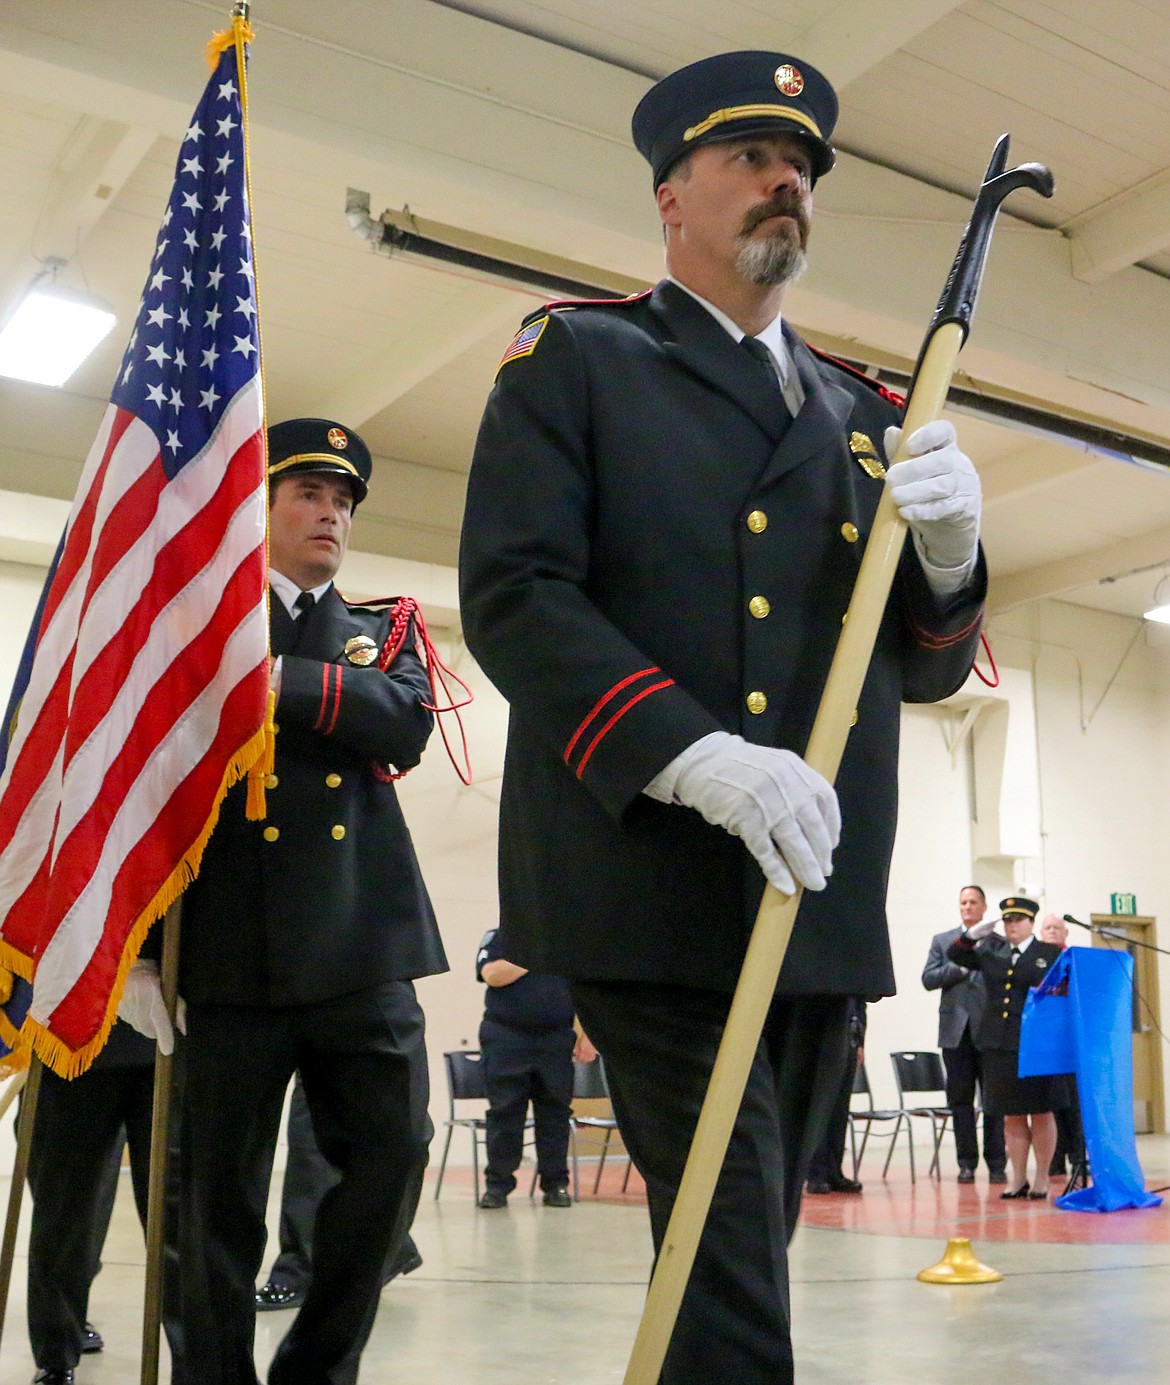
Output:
[0, 37, 269, 1077]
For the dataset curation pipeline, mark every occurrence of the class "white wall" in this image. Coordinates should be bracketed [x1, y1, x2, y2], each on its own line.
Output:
[4, 556, 1170, 1168]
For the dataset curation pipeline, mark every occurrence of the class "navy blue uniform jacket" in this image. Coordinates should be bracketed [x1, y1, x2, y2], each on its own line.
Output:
[460, 281, 985, 997]
[180, 586, 448, 1005]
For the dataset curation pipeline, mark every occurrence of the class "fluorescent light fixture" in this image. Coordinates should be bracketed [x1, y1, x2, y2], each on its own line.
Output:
[0, 283, 116, 387]
[1143, 604, 1170, 624]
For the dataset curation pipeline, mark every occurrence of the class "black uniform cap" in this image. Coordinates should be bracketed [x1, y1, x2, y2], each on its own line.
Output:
[999, 896, 1039, 919]
[632, 50, 838, 189]
[267, 417, 371, 507]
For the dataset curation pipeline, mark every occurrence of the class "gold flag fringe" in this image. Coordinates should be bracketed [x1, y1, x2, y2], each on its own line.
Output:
[246, 689, 276, 820]
[206, 18, 255, 69]
[0, 716, 270, 1080]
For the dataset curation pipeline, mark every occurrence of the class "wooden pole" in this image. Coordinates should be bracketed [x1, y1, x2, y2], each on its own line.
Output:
[140, 899, 182, 1385]
[622, 324, 967, 1385]
[0, 1056, 42, 1353]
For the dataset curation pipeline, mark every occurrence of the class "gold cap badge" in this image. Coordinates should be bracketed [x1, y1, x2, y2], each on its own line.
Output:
[344, 635, 379, 666]
[774, 64, 804, 97]
[850, 431, 886, 480]
[327, 427, 348, 450]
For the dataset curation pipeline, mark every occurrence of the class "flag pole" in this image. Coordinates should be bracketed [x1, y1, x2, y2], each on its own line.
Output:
[622, 137, 1055, 1385]
[0, 1057, 42, 1352]
[140, 900, 181, 1385]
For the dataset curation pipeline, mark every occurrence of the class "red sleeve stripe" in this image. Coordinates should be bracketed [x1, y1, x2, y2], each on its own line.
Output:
[564, 667, 663, 765]
[314, 663, 343, 733]
[575, 679, 675, 780]
[324, 665, 343, 735]
[907, 609, 983, 650]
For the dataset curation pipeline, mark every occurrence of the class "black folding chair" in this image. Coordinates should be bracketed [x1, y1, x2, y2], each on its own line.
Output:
[846, 1061, 912, 1181]
[570, 1057, 631, 1195]
[890, 1050, 953, 1181]
[434, 1049, 532, 1202]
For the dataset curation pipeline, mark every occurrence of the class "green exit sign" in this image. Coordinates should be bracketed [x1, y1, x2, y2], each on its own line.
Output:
[1111, 892, 1137, 915]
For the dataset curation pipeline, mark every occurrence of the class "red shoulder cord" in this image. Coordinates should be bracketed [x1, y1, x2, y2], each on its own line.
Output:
[373, 598, 475, 785]
[973, 631, 999, 688]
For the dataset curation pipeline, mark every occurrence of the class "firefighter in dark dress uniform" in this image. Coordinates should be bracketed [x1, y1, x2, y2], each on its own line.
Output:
[460, 51, 987, 1385]
[120, 418, 447, 1385]
[948, 895, 1069, 1200]
[475, 926, 577, 1208]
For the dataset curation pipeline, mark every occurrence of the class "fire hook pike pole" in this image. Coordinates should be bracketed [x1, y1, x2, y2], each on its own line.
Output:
[623, 134, 1054, 1385]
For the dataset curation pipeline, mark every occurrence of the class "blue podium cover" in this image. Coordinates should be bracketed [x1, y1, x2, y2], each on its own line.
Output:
[1020, 947, 1161, 1212]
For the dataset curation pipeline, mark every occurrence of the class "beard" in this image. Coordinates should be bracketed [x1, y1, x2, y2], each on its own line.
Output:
[735, 193, 810, 286]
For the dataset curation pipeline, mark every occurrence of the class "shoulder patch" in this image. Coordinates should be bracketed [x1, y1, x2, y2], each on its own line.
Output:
[497, 316, 549, 373]
[542, 288, 653, 314]
[811, 347, 906, 409]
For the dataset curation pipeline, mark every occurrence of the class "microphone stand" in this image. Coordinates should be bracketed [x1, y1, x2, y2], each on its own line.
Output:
[1063, 913, 1170, 959]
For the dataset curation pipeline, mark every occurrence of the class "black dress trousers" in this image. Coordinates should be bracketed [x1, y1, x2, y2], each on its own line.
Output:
[571, 981, 849, 1385]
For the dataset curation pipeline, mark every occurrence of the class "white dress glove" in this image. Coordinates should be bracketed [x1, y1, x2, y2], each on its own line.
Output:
[963, 918, 996, 941]
[645, 731, 840, 895]
[117, 959, 187, 1055]
[884, 420, 981, 592]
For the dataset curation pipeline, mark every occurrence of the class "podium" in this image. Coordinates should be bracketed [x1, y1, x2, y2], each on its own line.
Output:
[1019, 947, 1162, 1212]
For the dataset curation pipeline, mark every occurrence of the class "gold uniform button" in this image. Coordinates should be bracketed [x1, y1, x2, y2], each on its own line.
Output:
[264, 774, 279, 790]
[841, 522, 859, 543]
[263, 826, 279, 843]
[746, 510, 768, 533]
[326, 773, 342, 788]
[331, 825, 346, 841]
[1002, 1010, 1009, 1019]
[746, 691, 768, 715]
[748, 596, 771, 619]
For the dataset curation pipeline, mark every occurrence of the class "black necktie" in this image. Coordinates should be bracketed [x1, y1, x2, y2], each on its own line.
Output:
[294, 591, 315, 619]
[741, 334, 799, 418]
[1010, 948, 1021, 965]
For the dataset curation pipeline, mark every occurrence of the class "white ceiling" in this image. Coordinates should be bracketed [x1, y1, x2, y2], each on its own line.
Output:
[2, 0, 1170, 626]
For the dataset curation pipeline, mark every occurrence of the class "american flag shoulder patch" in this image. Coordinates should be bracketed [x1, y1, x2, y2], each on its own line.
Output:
[497, 316, 548, 373]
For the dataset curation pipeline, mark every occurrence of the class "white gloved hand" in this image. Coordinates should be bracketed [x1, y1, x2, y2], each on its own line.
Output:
[964, 918, 996, 941]
[884, 420, 981, 574]
[117, 959, 187, 1055]
[649, 731, 840, 895]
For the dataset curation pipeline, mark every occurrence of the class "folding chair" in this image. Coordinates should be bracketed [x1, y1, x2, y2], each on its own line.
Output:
[846, 1061, 912, 1181]
[570, 1057, 631, 1195]
[433, 1049, 531, 1202]
[890, 1050, 953, 1181]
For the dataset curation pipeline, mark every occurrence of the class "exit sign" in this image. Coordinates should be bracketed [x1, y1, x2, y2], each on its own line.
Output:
[1111, 892, 1137, 915]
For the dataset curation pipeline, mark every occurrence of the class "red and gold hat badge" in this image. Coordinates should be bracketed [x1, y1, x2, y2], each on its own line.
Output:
[774, 64, 804, 97]
[327, 427, 348, 450]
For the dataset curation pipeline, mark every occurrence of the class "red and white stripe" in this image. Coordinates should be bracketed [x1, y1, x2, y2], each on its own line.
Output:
[0, 376, 268, 1053]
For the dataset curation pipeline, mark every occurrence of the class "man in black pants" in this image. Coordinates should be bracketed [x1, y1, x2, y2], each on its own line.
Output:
[120, 418, 447, 1385]
[922, 885, 1006, 1182]
[805, 999, 865, 1194]
[254, 1073, 426, 1312]
[475, 927, 582, 1209]
[25, 1020, 156, 1385]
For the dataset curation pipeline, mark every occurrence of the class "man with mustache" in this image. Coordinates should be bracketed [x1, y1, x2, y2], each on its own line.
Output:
[461, 51, 985, 1383]
[123, 418, 446, 1385]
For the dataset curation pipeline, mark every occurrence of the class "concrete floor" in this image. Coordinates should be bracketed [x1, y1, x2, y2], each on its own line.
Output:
[2, 1137, 1168, 1384]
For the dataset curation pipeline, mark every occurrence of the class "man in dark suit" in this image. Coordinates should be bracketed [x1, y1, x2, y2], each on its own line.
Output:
[461, 50, 986, 1385]
[121, 418, 446, 1385]
[922, 884, 1006, 1182]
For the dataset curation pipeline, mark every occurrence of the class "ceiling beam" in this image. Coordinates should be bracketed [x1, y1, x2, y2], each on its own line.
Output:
[309, 280, 531, 427]
[988, 526, 1170, 614]
[799, 0, 965, 85]
[1067, 173, 1170, 284]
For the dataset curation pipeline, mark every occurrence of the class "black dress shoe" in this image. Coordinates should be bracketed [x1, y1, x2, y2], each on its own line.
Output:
[1000, 1181, 1031, 1199]
[542, 1186, 573, 1207]
[1028, 1187, 1050, 1200]
[383, 1241, 423, 1283]
[826, 1173, 863, 1194]
[478, 1188, 508, 1209]
[254, 1280, 306, 1311]
[33, 1371, 75, 1384]
[1048, 1160, 1067, 1177]
[988, 1168, 1008, 1184]
[805, 1180, 833, 1194]
[81, 1321, 103, 1353]
[957, 1166, 976, 1184]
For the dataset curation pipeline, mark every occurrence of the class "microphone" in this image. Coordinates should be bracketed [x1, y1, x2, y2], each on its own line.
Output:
[1063, 913, 1089, 930]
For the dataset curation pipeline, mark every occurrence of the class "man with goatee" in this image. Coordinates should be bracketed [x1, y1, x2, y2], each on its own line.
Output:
[461, 50, 986, 1384]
